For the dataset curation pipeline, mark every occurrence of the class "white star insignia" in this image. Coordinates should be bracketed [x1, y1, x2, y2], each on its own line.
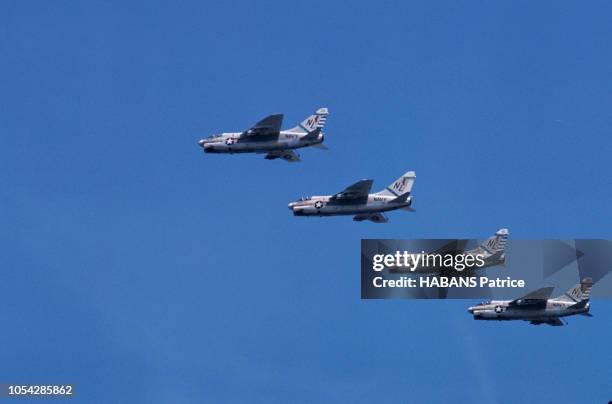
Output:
[226, 138, 235, 145]
[314, 201, 323, 209]
[495, 305, 503, 313]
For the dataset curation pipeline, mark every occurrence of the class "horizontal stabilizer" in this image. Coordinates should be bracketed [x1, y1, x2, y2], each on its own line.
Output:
[570, 300, 589, 309]
[391, 191, 411, 204]
[302, 127, 321, 140]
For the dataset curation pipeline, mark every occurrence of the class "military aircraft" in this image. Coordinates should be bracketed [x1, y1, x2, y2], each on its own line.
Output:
[198, 108, 328, 162]
[468, 277, 593, 326]
[386, 228, 509, 273]
[288, 171, 416, 223]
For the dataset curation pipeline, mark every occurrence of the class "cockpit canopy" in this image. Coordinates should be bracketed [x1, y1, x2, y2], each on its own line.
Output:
[479, 300, 491, 305]
[206, 133, 222, 140]
[295, 196, 312, 202]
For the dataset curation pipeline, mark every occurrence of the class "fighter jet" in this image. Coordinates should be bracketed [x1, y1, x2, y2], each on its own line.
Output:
[387, 228, 509, 273]
[468, 277, 593, 326]
[288, 171, 416, 223]
[198, 108, 328, 162]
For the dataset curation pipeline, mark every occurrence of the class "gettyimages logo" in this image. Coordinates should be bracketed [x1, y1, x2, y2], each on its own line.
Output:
[372, 251, 486, 272]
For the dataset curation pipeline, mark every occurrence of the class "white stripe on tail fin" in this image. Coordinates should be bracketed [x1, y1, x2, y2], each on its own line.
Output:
[286, 107, 329, 134]
[481, 228, 509, 253]
[375, 171, 416, 197]
[559, 277, 593, 302]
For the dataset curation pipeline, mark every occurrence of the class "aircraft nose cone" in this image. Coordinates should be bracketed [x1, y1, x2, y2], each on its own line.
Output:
[198, 139, 205, 147]
[468, 307, 475, 314]
[288, 202, 295, 210]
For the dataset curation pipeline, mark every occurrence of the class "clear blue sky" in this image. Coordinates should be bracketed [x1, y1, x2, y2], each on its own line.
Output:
[2, 1, 612, 403]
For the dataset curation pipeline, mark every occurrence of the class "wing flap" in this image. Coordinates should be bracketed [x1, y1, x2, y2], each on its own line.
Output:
[332, 179, 373, 200]
[244, 114, 283, 136]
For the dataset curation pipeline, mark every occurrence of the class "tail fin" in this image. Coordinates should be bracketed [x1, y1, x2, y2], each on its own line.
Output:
[391, 192, 415, 212]
[286, 107, 329, 134]
[558, 277, 593, 302]
[481, 228, 509, 253]
[375, 171, 416, 197]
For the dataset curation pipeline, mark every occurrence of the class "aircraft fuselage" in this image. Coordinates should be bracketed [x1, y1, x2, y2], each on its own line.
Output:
[288, 194, 412, 216]
[468, 299, 589, 321]
[199, 131, 323, 154]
